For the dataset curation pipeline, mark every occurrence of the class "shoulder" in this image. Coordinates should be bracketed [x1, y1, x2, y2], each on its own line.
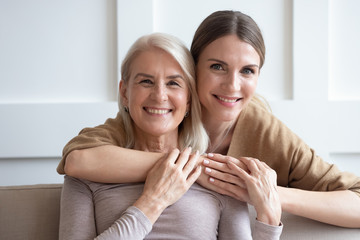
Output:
[234, 101, 291, 140]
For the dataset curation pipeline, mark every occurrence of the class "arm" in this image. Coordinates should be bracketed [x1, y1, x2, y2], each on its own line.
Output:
[59, 176, 97, 239]
[202, 154, 360, 228]
[61, 148, 201, 240]
[65, 145, 164, 183]
[277, 187, 360, 228]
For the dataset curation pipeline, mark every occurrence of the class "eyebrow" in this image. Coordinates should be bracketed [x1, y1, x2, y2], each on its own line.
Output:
[134, 73, 185, 80]
[207, 58, 259, 69]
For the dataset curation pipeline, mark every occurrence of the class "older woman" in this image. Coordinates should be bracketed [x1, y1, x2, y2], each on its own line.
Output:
[59, 33, 282, 239]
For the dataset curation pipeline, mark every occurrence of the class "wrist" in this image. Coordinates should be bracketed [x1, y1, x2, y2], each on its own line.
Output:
[133, 193, 166, 224]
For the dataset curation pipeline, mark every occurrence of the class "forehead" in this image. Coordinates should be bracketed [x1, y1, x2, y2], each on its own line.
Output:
[200, 34, 260, 65]
[130, 48, 184, 76]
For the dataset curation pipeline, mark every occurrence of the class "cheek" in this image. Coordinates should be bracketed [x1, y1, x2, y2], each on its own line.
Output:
[243, 78, 258, 96]
[173, 91, 189, 109]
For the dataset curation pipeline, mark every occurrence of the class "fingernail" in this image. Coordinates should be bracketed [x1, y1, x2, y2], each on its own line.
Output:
[209, 177, 215, 182]
[207, 153, 214, 157]
[205, 167, 211, 173]
[203, 159, 209, 165]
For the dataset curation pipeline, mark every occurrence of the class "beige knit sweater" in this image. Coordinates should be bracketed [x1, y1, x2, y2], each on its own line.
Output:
[57, 103, 360, 197]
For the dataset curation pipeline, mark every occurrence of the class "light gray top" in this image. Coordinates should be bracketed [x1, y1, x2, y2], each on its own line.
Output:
[59, 175, 282, 240]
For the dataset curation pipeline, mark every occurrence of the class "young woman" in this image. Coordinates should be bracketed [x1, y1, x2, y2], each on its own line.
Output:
[58, 10, 360, 228]
[59, 33, 282, 239]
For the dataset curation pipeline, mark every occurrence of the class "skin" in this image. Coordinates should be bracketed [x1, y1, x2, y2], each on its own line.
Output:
[120, 48, 189, 152]
[134, 148, 201, 224]
[202, 154, 360, 228]
[195, 34, 260, 155]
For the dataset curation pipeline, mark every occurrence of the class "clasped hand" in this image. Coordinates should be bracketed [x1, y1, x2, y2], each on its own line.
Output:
[134, 147, 201, 224]
[198, 154, 281, 226]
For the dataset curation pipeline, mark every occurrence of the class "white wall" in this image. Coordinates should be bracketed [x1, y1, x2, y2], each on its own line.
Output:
[0, 0, 119, 185]
[1, 0, 359, 186]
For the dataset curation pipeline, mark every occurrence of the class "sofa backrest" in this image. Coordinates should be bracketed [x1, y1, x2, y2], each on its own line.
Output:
[0, 184, 62, 240]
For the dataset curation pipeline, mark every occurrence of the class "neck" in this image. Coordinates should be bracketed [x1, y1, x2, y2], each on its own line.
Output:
[203, 116, 235, 154]
[133, 130, 179, 153]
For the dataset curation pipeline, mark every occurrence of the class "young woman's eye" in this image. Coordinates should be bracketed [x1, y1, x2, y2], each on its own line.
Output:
[242, 68, 254, 75]
[210, 64, 224, 71]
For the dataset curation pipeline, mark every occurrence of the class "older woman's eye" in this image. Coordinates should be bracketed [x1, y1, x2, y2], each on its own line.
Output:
[139, 79, 153, 84]
[167, 80, 181, 87]
[210, 64, 224, 71]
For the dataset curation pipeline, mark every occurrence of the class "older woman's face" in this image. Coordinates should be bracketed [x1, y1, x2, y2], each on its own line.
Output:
[196, 34, 260, 122]
[121, 48, 189, 138]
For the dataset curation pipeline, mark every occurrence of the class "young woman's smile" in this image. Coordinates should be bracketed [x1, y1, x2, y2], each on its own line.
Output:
[196, 34, 260, 122]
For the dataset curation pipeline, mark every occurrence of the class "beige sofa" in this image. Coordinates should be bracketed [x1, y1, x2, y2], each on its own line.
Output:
[1, 184, 359, 240]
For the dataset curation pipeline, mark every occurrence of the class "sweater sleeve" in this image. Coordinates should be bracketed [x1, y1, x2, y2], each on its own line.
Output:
[60, 176, 152, 240]
[253, 220, 283, 240]
[57, 112, 126, 174]
[95, 206, 152, 240]
[59, 176, 97, 239]
[228, 103, 360, 198]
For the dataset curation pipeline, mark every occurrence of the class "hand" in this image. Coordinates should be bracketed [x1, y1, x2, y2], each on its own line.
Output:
[203, 154, 281, 225]
[227, 158, 281, 225]
[133, 147, 201, 223]
[197, 154, 245, 196]
[200, 154, 248, 199]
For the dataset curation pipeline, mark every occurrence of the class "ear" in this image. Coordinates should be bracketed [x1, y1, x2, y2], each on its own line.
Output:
[119, 80, 128, 106]
[186, 101, 190, 115]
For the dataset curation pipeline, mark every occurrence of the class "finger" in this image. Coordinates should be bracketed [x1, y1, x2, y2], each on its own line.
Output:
[208, 177, 248, 202]
[203, 158, 228, 171]
[227, 161, 252, 182]
[204, 166, 246, 188]
[206, 153, 230, 163]
[164, 148, 180, 165]
[175, 147, 192, 168]
[183, 150, 200, 175]
[207, 154, 248, 171]
[238, 157, 260, 174]
[186, 165, 202, 185]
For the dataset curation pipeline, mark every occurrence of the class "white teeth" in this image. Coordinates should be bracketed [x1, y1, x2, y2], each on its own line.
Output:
[217, 96, 237, 103]
[147, 108, 169, 114]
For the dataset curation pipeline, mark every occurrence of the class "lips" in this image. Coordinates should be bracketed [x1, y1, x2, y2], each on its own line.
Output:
[215, 95, 242, 103]
[144, 107, 172, 114]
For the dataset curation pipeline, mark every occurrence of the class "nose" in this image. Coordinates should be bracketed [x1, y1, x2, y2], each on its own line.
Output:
[221, 71, 241, 91]
[152, 83, 168, 102]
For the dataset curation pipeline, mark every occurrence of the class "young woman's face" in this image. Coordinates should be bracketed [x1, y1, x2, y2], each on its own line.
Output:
[121, 48, 189, 137]
[196, 34, 260, 122]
